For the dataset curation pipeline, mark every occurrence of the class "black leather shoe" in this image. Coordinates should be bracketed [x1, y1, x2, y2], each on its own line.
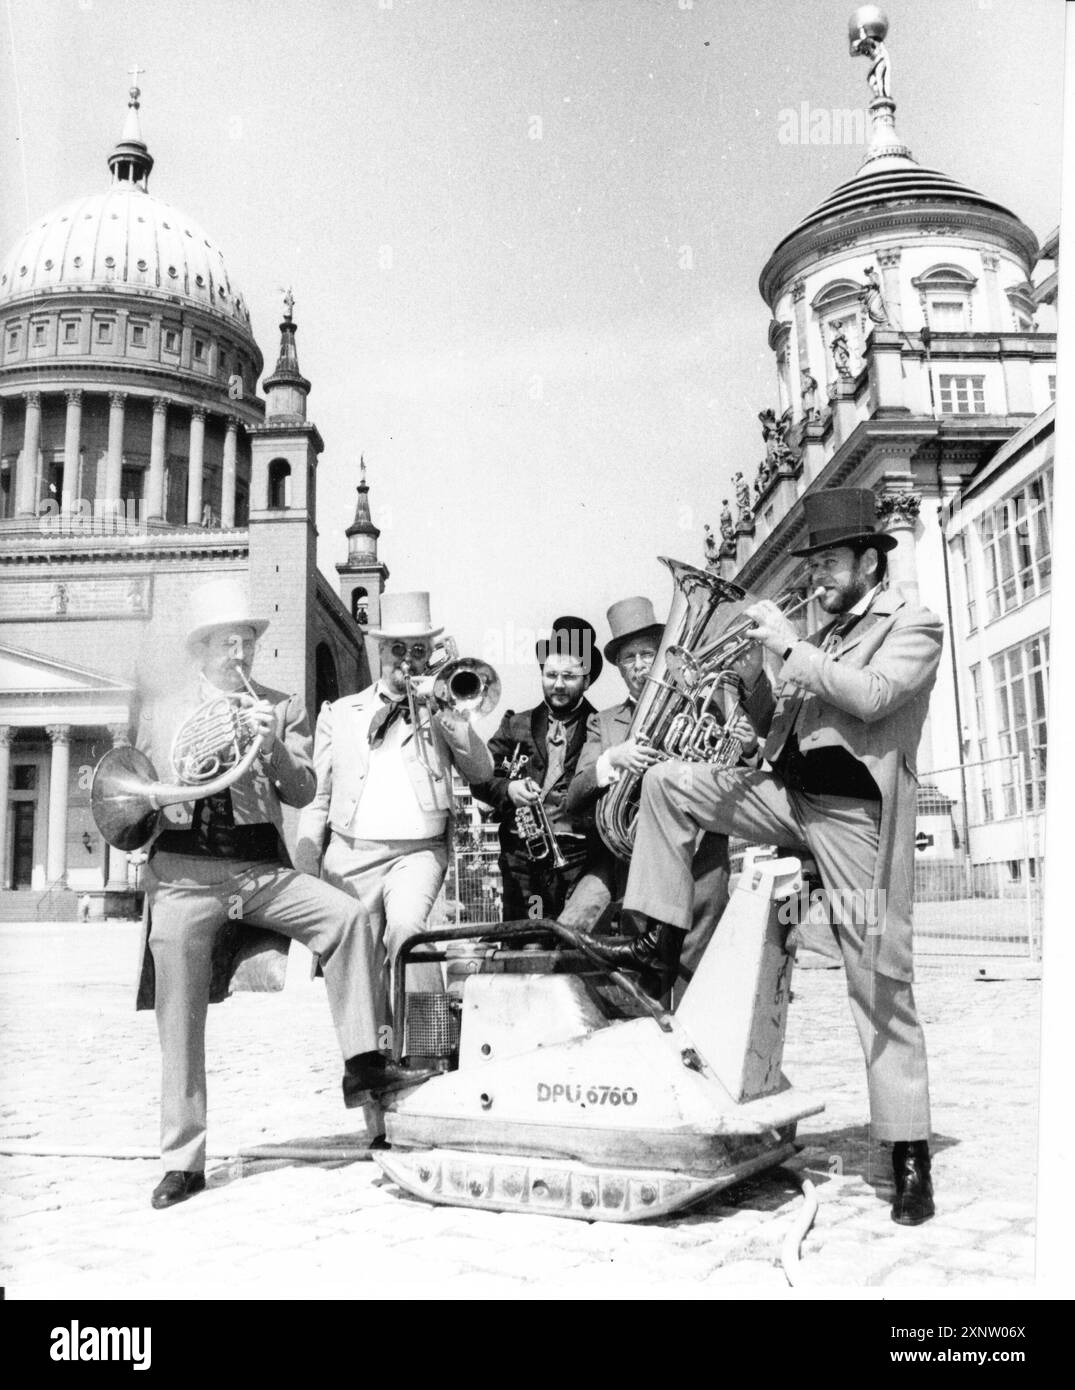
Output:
[151, 1170, 206, 1210]
[586, 922, 684, 1003]
[891, 1140, 935, 1225]
[342, 1053, 436, 1107]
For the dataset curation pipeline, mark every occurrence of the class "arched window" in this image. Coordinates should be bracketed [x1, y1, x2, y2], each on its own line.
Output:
[910, 264, 978, 332]
[351, 587, 369, 626]
[268, 458, 290, 509]
[315, 642, 340, 711]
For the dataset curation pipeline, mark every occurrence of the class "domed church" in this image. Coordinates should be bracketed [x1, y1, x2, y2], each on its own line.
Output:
[0, 85, 389, 914]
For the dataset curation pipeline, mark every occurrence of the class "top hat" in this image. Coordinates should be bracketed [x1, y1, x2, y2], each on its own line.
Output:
[535, 615, 603, 684]
[603, 596, 665, 664]
[185, 577, 270, 650]
[790, 487, 897, 557]
[366, 592, 445, 642]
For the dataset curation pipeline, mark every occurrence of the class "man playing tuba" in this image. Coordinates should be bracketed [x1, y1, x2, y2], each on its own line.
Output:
[134, 578, 411, 1211]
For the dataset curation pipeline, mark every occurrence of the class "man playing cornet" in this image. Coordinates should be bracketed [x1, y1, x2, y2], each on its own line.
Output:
[135, 578, 396, 1211]
[294, 593, 494, 1049]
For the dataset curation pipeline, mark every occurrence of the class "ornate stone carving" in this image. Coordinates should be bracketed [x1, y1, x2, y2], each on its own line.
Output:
[877, 248, 902, 269]
[109, 392, 127, 409]
[876, 491, 922, 523]
[65, 389, 83, 407]
[859, 265, 891, 326]
[51, 583, 69, 615]
[831, 332, 853, 380]
[801, 371, 820, 421]
[719, 499, 735, 543]
[791, 279, 806, 303]
[0, 726, 14, 748]
[25, 390, 41, 409]
[733, 470, 752, 525]
[108, 724, 131, 748]
[46, 725, 70, 745]
[152, 396, 169, 415]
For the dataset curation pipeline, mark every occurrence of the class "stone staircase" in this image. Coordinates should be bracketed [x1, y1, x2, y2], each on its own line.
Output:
[0, 887, 81, 923]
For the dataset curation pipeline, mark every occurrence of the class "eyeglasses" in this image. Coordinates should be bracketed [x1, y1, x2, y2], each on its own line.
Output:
[388, 642, 429, 661]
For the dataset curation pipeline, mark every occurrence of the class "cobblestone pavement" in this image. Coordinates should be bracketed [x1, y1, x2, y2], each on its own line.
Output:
[0, 921, 1042, 1297]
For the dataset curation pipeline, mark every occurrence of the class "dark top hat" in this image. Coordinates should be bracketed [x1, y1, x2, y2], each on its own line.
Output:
[790, 487, 898, 557]
[535, 615, 603, 684]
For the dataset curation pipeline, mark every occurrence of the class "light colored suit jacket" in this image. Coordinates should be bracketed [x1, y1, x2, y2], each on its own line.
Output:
[294, 684, 495, 869]
[762, 586, 943, 981]
[134, 677, 316, 1011]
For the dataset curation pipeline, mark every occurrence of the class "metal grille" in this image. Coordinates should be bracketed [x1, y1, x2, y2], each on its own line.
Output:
[403, 992, 458, 1060]
[433, 847, 504, 927]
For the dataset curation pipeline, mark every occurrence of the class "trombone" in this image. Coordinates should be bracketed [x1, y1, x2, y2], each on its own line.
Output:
[404, 637, 501, 781]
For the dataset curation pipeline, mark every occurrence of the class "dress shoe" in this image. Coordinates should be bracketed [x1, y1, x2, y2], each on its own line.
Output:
[891, 1139, 935, 1225]
[585, 921, 684, 1003]
[151, 1170, 206, 1210]
[342, 1052, 436, 1107]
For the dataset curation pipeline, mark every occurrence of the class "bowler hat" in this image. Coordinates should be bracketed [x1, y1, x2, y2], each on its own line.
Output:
[790, 487, 897, 557]
[185, 577, 269, 650]
[535, 615, 603, 684]
[604, 596, 665, 664]
[367, 591, 445, 642]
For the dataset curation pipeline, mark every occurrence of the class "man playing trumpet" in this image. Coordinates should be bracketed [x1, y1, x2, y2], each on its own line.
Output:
[472, 616, 603, 922]
[294, 592, 494, 1047]
[135, 578, 399, 1211]
[621, 490, 941, 1226]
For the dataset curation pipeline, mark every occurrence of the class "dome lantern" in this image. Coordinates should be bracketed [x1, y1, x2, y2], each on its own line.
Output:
[107, 71, 154, 191]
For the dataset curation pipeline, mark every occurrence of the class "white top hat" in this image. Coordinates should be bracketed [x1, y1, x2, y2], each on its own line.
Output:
[185, 577, 270, 650]
[366, 591, 444, 642]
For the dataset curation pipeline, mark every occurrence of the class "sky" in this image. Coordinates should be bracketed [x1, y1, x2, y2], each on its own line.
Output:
[0, 0, 1065, 718]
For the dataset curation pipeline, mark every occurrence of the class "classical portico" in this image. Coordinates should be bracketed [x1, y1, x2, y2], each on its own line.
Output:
[0, 644, 133, 895]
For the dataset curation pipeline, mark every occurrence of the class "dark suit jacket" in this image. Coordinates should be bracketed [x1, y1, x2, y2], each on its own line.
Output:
[471, 700, 598, 854]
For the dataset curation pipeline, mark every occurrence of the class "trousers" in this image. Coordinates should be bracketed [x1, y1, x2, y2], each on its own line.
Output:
[321, 834, 450, 1015]
[623, 763, 930, 1142]
[145, 850, 380, 1171]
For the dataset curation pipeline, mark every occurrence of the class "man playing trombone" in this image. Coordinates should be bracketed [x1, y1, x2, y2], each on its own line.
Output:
[134, 578, 401, 1211]
[294, 592, 494, 1049]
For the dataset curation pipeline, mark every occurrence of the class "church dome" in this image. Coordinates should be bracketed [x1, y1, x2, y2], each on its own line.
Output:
[0, 186, 252, 329]
[0, 84, 252, 334]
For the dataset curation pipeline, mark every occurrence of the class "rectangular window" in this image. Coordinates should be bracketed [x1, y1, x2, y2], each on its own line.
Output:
[96, 321, 114, 344]
[991, 633, 1049, 815]
[32, 323, 47, 346]
[939, 374, 986, 414]
[63, 320, 78, 344]
[7, 329, 19, 352]
[162, 328, 179, 353]
[954, 533, 977, 634]
[930, 299, 966, 330]
[978, 470, 1053, 620]
[130, 323, 147, 348]
[192, 338, 206, 361]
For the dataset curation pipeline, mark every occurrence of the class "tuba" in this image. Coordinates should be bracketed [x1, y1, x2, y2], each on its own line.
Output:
[91, 667, 265, 851]
[596, 558, 750, 861]
[594, 561, 818, 861]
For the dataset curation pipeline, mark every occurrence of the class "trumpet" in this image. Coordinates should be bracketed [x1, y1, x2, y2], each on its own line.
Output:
[404, 636, 501, 782]
[91, 661, 266, 851]
[502, 742, 568, 870]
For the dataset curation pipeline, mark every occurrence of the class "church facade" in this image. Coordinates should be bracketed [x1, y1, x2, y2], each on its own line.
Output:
[0, 87, 388, 914]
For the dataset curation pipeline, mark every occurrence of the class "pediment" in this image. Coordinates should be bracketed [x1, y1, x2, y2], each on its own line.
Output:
[0, 643, 134, 696]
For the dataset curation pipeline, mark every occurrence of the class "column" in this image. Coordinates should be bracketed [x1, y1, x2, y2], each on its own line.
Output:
[876, 481, 922, 603]
[63, 390, 83, 504]
[105, 724, 131, 889]
[16, 391, 42, 516]
[146, 397, 168, 522]
[981, 252, 1005, 332]
[221, 416, 237, 528]
[0, 727, 11, 890]
[187, 407, 206, 525]
[791, 279, 809, 385]
[877, 247, 903, 328]
[45, 724, 70, 886]
[105, 391, 126, 506]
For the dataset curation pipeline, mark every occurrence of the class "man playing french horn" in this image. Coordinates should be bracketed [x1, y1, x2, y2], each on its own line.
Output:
[133, 578, 405, 1212]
